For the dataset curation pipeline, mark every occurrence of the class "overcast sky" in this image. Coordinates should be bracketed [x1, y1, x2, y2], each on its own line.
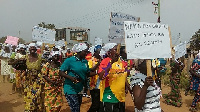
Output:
[0, 0, 200, 45]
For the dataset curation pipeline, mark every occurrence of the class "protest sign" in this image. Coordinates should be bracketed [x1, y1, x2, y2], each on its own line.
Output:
[124, 21, 171, 59]
[5, 36, 19, 46]
[32, 26, 55, 44]
[108, 12, 140, 43]
[55, 39, 66, 47]
[94, 37, 102, 46]
[174, 41, 186, 59]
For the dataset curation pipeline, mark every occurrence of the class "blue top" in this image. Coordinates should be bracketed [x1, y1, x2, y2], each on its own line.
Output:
[60, 56, 90, 95]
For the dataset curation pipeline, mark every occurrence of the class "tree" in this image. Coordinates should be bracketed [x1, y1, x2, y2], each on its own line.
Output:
[189, 29, 200, 51]
[38, 22, 56, 29]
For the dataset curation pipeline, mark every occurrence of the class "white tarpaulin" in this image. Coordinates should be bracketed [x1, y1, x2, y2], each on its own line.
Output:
[124, 21, 171, 59]
[108, 12, 140, 43]
[32, 26, 55, 44]
[55, 39, 66, 47]
[174, 41, 186, 59]
[94, 37, 103, 46]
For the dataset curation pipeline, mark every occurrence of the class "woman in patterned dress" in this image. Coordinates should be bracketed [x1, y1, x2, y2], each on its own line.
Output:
[189, 54, 200, 112]
[0, 44, 12, 82]
[42, 51, 63, 112]
[23, 43, 44, 112]
[163, 58, 184, 107]
[13, 44, 26, 94]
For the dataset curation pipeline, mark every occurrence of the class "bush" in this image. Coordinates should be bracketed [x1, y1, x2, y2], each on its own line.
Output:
[161, 65, 190, 90]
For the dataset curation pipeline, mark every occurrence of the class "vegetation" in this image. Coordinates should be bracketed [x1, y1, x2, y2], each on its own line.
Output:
[189, 29, 200, 51]
[161, 65, 190, 90]
[38, 22, 56, 29]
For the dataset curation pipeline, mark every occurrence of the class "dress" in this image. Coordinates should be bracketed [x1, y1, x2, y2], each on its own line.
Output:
[163, 60, 183, 107]
[24, 54, 44, 111]
[15, 53, 26, 88]
[42, 62, 63, 112]
[189, 58, 200, 108]
[0, 50, 11, 76]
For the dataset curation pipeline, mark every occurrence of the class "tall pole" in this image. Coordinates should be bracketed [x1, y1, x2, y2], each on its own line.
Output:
[158, 0, 160, 23]
[152, 0, 160, 23]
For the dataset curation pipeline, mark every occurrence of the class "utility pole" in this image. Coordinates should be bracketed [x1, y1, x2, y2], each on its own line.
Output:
[152, 0, 160, 23]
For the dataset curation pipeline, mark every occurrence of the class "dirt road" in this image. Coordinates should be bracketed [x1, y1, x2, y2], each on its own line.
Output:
[0, 75, 199, 112]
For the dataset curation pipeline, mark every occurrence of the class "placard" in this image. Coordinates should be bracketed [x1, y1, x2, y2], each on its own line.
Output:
[174, 41, 186, 59]
[5, 36, 19, 46]
[108, 12, 140, 43]
[124, 21, 171, 59]
[32, 26, 55, 44]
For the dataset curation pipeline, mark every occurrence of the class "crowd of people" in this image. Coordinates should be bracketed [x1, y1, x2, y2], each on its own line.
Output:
[0, 41, 200, 112]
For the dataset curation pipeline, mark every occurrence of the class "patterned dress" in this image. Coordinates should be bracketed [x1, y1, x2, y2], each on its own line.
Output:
[163, 60, 184, 107]
[190, 58, 200, 109]
[24, 54, 44, 112]
[41, 62, 63, 112]
[15, 53, 26, 88]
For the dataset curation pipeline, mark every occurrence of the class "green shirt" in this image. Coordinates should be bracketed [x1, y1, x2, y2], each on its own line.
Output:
[60, 56, 90, 95]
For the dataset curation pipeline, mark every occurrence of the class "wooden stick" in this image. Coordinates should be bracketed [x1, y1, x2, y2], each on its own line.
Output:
[146, 60, 152, 77]
[117, 43, 121, 54]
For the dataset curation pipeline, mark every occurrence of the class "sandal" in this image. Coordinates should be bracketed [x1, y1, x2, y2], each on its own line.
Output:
[189, 107, 198, 112]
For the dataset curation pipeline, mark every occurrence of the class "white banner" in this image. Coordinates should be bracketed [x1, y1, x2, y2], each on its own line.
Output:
[55, 39, 66, 47]
[32, 26, 55, 44]
[108, 12, 140, 43]
[174, 41, 186, 59]
[94, 37, 102, 46]
[124, 21, 171, 59]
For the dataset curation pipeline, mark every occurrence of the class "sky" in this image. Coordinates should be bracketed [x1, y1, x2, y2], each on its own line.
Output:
[0, 0, 200, 46]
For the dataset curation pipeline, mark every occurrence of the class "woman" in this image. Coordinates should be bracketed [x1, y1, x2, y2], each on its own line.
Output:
[87, 46, 101, 112]
[42, 51, 63, 112]
[130, 59, 162, 112]
[24, 43, 44, 112]
[189, 54, 200, 112]
[163, 57, 184, 107]
[13, 44, 26, 95]
[98, 43, 127, 112]
[0, 44, 12, 82]
[59, 43, 96, 112]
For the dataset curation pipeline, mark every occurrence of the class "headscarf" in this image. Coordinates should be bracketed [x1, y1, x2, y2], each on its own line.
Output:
[89, 45, 101, 55]
[28, 43, 36, 48]
[51, 51, 60, 57]
[45, 45, 49, 49]
[72, 43, 88, 53]
[99, 43, 117, 58]
[18, 44, 26, 49]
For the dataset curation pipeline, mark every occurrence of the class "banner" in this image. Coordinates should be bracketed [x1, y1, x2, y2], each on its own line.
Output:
[124, 21, 171, 59]
[94, 37, 102, 46]
[55, 39, 66, 47]
[32, 26, 55, 44]
[174, 41, 186, 59]
[108, 12, 140, 43]
[5, 36, 19, 46]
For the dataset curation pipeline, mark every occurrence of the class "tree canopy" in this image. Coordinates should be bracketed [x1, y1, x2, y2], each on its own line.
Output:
[38, 22, 56, 29]
[189, 29, 200, 51]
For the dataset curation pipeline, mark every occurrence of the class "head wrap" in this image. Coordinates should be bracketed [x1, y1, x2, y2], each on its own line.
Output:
[51, 51, 60, 57]
[100, 43, 117, 58]
[89, 45, 101, 55]
[45, 45, 49, 48]
[72, 43, 88, 53]
[18, 44, 26, 49]
[28, 43, 36, 48]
